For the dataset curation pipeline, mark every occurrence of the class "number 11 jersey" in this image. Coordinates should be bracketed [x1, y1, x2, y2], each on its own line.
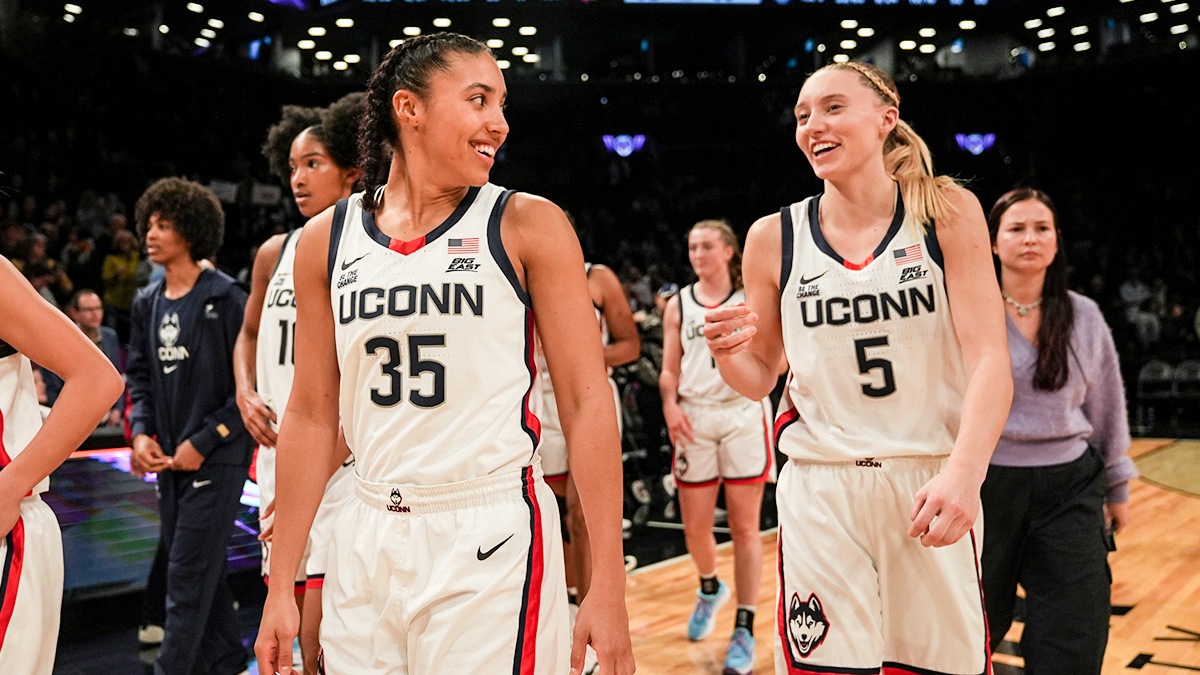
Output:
[329, 184, 541, 485]
[775, 193, 966, 462]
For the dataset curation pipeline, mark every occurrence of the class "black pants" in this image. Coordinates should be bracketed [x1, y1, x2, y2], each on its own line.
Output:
[153, 463, 250, 675]
[981, 447, 1111, 675]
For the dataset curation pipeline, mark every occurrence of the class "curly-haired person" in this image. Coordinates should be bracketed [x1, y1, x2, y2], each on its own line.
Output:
[126, 177, 254, 675]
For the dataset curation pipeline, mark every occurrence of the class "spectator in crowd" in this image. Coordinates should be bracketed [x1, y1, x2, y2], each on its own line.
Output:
[1131, 297, 1163, 352]
[101, 229, 140, 343]
[41, 290, 124, 427]
[982, 188, 1136, 674]
[17, 232, 73, 306]
[60, 226, 103, 294]
[1118, 266, 1151, 323]
[126, 177, 252, 675]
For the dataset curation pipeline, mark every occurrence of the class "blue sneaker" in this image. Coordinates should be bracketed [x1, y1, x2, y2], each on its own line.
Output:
[686, 579, 730, 640]
[723, 627, 755, 674]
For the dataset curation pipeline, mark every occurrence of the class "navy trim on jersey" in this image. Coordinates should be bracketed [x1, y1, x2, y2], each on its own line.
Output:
[780, 207, 794, 298]
[361, 186, 480, 254]
[487, 189, 532, 308]
[327, 198, 349, 284]
[678, 285, 687, 341]
[270, 228, 300, 279]
[0, 342, 15, 359]
[519, 309, 540, 453]
[807, 191, 905, 270]
[688, 284, 737, 310]
[922, 222, 945, 271]
[585, 263, 602, 311]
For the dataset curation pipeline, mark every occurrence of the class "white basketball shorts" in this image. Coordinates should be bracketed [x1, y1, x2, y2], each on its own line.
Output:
[0, 495, 63, 675]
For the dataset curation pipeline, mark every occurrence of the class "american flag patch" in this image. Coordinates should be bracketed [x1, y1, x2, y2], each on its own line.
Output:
[893, 245, 922, 266]
[447, 237, 479, 254]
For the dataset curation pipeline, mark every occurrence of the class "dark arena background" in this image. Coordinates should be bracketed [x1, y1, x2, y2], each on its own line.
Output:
[2, 0, 1198, 672]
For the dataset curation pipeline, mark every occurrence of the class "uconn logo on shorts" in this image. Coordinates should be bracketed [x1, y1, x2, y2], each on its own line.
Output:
[388, 488, 410, 513]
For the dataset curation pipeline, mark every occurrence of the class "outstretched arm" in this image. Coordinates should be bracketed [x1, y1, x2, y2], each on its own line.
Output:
[0, 256, 124, 535]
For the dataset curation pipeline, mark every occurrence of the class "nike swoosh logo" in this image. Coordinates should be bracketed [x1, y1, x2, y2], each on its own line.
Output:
[163, 365, 179, 374]
[192, 480, 212, 488]
[341, 252, 370, 271]
[477, 534, 515, 561]
[798, 271, 828, 285]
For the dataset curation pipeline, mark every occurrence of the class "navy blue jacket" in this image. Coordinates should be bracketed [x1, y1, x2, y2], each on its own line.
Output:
[127, 269, 252, 466]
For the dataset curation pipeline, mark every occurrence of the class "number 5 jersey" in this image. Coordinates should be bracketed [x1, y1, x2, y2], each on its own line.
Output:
[329, 184, 542, 485]
[775, 193, 967, 462]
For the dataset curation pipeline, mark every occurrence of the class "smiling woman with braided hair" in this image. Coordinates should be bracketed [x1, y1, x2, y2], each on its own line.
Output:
[704, 61, 1012, 673]
[254, 33, 635, 675]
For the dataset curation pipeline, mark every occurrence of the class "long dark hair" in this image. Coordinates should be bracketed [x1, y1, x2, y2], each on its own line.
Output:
[987, 188, 1074, 391]
[358, 32, 490, 212]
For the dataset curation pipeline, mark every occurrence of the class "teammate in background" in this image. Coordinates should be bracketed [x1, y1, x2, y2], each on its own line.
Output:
[126, 178, 254, 675]
[254, 33, 635, 675]
[234, 92, 364, 675]
[0, 258, 124, 675]
[660, 220, 773, 675]
[981, 188, 1136, 674]
[704, 62, 1012, 674]
[537, 255, 639, 651]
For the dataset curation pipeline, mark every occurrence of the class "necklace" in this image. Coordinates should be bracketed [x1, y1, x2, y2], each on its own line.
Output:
[1001, 289, 1042, 316]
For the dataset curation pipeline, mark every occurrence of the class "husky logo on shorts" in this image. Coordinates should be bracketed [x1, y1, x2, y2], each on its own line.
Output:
[388, 488, 410, 513]
[675, 452, 689, 476]
[787, 593, 829, 658]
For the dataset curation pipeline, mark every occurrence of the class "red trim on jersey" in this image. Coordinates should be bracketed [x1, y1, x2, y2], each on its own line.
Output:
[516, 466, 545, 675]
[774, 407, 800, 448]
[389, 236, 426, 255]
[0, 406, 11, 467]
[522, 311, 542, 443]
[842, 254, 874, 271]
[305, 576, 324, 591]
[0, 517, 26, 649]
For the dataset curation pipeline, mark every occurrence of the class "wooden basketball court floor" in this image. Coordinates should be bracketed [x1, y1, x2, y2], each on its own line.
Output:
[624, 439, 1200, 674]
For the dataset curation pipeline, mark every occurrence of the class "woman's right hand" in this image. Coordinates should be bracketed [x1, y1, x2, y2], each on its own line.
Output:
[237, 389, 278, 448]
[255, 590, 302, 675]
[663, 402, 694, 449]
[703, 304, 759, 358]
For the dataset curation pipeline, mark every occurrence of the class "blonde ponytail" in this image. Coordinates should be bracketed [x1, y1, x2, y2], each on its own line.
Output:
[815, 62, 960, 233]
[884, 119, 960, 234]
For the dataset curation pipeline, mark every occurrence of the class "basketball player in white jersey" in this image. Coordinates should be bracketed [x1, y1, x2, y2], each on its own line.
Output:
[234, 93, 363, 675]
[254, 33, 634, 675]
[661, 219, 773, 674]
[537, 259, 638, 604]
[705, 62, 1012, 674]
[0, 256, 124, 674]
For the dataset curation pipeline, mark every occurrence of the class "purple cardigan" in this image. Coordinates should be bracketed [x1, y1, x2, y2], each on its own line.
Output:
[991, 291, 1138, 503]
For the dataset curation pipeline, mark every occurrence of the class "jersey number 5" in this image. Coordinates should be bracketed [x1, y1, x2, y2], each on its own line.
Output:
[365, 335, 446, 408]
[854, 336, 896, 398]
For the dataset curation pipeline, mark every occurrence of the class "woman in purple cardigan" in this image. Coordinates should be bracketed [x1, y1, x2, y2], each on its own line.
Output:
[982, 188, 1137, 674]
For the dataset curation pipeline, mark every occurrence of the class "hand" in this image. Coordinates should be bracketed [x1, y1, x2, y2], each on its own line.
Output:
[1105, 501, 1131, 534]
[257, 499, 276, 542]
[131, 434, 170, 477]
[171, 440, 206, 472]
[0, 494, 20, 539]
[104, 408, 123, 427]
[907, 462, 983, 547]
[237, 389, 278, 448]
[255, 589, 302, 675]
[663, 402, 694, 448]
[703, 304, 759, 358]
[571, 585, 636, 675]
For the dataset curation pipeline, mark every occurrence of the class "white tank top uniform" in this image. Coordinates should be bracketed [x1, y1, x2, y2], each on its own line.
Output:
[772, 193, 989, 675]
[321, 185, 567, 674]
[535, 263, 623, 481]
[0, 341, 65, 675]
[673, 285, 773, 487]
[254, 228, 355, 591]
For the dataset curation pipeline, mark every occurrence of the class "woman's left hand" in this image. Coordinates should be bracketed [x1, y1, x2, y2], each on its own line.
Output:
[1104, 501, 1131, 533]
[908, 463, 983, 547]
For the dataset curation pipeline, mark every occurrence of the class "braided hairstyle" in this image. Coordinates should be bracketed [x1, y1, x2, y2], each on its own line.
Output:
[358, 32, 491, 212]
[808, 61, 960, 234]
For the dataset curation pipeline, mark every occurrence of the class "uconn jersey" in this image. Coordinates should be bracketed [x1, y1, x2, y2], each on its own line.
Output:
[677, 285, 744, 404]
[0, 341, 47, 494]
[775, 194, 966, 462]
[256, 229, 301, 429]
[329, 185, 540, 485]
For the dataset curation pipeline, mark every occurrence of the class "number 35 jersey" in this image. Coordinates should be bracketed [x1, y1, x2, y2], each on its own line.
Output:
[775, 193, 966, 462]
[329, 184, 541, 485]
